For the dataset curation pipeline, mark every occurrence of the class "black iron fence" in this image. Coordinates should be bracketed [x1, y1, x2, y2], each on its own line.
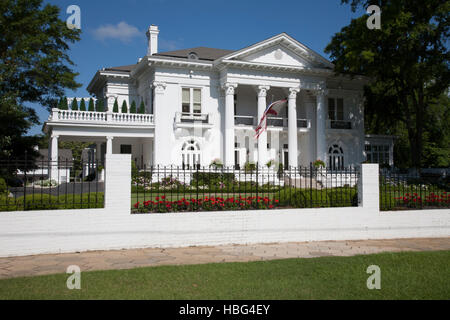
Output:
[0, 159, 104, 211]
[379, 168, 450, 210]
[132, 165, 360, 213]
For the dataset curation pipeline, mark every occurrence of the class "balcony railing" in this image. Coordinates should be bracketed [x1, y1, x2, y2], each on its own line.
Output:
[174, 112, 212, 128]
[49, 109, 154, 125]
[234, 115, 255, 126]
[328, 120, 352, 130]
[234, 116, 310, 129]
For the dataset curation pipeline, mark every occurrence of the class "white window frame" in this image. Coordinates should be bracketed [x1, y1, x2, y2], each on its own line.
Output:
[181, 87, 203, 114]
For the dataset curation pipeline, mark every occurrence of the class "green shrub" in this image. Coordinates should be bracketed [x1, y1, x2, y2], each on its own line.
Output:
[0, 192, 104, 211]
[121, 100, 128, 113]
[71, 98, 79, 111]
[130, 101, 137, 113]
[113, 99, 119, 113]
[88, 98, 95, 111]
[244, 162, 256, 173]
[79, 99, 86, 111]
[138, 100, 145, 114]
[96, 99, 104, 112]
[191, 172, 235, 187]
[0, 178, 7, 194]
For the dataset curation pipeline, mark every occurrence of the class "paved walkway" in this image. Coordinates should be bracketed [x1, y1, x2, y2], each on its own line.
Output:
[0, 238, 449, 279]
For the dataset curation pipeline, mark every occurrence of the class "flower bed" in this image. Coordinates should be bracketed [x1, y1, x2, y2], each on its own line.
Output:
[132, 195, 280, 213]
[393, 192, 450, 208]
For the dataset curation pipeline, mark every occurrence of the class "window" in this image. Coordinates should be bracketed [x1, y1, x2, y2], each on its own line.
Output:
[182, 88, 202, 114]
[328, 144, 344, 170]
[120, 145, 132, 154]
[182, 139, 201, 167]
[366, 144, 390, 165]
[328, 98, 344, 121]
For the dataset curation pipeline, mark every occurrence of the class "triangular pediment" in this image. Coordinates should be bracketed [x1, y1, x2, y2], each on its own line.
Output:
[240, 44, 313, 67]
[219, 33, 333, 69]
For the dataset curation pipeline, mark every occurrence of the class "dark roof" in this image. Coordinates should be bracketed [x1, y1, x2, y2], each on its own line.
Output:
[102, 47, 233, 74]
[103, 64, 137, 72]
[154, 47, 234, 61]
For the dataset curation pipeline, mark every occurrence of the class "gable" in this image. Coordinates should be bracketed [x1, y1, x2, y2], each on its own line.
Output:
[239, 44, 314, 68]
[219, 33, 334, 70]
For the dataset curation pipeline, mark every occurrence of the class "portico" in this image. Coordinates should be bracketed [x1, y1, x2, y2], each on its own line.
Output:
[222, 79, 328, 168]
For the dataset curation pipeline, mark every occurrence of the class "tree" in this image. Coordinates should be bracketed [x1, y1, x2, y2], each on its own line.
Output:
[0, 0, 81, 162]
[130, 100, 137, 113]
[79, 98, 86, 111]
[121, 100, 128, 113]
[138, 100, 145, 114]
[325, 0, 450, 168]
[96, 99, 104, 112]
[58, 96, 68, 110]
[112, 99, 119, 113]
[70, 98, 79, 111]
[88, 98, 95, 111]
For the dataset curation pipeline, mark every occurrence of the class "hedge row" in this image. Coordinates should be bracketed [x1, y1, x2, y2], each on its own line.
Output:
[0, 192, 104, 211]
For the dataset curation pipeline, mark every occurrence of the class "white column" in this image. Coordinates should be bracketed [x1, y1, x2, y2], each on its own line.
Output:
[288, 88, 300, 168]
[96, 142, 101, 161]
[223, 83, 237, 167]
[257, 86, 270, 167]
[106, 136, 114, 155]
[315, 88, 328, 163]
[49, 134, 59, 181]
[152, 81, 167, 165]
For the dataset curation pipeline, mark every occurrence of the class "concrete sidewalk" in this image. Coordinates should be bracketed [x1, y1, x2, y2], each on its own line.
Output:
[0, 237, 449, 279]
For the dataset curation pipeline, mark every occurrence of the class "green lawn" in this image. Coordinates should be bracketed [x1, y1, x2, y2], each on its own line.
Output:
[0, 251, 449, 299]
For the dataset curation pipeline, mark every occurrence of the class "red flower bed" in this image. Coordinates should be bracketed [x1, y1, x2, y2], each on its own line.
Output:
[394, 192, 450, 208]
[133, 195, 280, 213]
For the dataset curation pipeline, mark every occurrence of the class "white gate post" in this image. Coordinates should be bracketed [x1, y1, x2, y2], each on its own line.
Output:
[104, 154, 131, 213]
[358, 163, 380, 213]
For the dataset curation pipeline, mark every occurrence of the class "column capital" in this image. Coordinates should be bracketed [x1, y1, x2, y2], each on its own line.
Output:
[106, 136, 114, 141]
[222, 82, 238, 95]
[312, 88, 328, 97]
[257, 85, 270, 97]
[51, 134, 59, 139]
[288, 87, 300, 99]
[152, 81, 166, 93]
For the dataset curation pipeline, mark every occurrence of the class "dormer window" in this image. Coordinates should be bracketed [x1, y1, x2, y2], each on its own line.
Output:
[188, 52, 199, 60]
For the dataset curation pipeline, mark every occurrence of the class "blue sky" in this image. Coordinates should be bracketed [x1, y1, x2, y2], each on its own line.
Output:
[27, 0, 365, 135]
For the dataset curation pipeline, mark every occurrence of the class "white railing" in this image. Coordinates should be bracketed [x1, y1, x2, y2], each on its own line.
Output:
[327, 120, 353, 130]
[175, 112, 210, 124]
[234, 115, 310, 129]
[49, 109, 154, 125]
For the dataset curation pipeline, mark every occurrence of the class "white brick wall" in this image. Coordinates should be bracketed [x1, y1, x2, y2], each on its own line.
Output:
[0, 160, 449, 257]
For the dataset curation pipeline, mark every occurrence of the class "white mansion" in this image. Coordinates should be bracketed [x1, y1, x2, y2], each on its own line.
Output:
[43, 25, 394, 170]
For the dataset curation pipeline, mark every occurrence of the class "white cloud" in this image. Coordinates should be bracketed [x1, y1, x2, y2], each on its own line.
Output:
[93, 21, 141, 43]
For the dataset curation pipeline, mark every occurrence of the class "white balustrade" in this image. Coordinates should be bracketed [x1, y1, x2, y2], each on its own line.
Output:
[50, 108, 154, 125]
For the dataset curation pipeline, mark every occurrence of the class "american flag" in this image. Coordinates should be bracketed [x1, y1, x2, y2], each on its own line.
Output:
[255, 99, 287, 139]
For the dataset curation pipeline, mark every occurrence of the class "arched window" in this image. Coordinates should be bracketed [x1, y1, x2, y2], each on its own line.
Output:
[182, 139, 201, 167]
[328, 144, 344, 170]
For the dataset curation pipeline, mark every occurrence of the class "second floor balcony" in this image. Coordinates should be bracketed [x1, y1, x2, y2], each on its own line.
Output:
[48, 108, 155, 126]
[327, 120, 353, 130]
[174, 112, 213, 129]
[234, 115, 311, 131]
